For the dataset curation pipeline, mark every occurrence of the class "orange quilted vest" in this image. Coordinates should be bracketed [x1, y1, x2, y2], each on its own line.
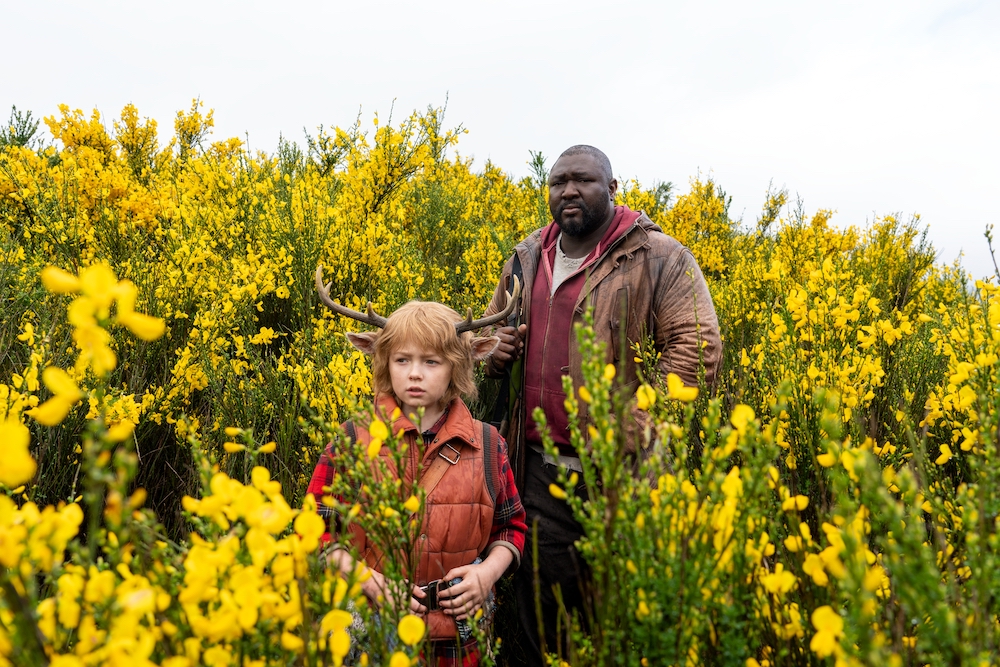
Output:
[348, 395, 496, 641]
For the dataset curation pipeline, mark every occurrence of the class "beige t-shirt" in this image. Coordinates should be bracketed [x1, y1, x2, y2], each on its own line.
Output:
[551, 234, 587, 295]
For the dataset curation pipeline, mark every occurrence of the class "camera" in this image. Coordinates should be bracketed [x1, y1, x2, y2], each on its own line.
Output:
[418, 579, 451, 611]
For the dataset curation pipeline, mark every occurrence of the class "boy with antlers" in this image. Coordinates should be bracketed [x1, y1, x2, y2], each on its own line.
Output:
[306, 267, 527, 666]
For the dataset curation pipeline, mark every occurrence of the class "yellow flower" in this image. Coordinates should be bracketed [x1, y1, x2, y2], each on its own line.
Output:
[106, 420, 136, 442]
[111, 279, 164, 339]
[0, 419, 36, 487]
[224, 426, 243, 437]
[816, 451, 837, 468]
[935, 444, 952, 466]
[41, 266, 81, 294]
[330, 628, 351, 660]
[223, 441, 245, 453]
[250, 327, 279, 345]
[280, 631, 304, 652]
[27, 396, 77, 427]
[549, 483, 568, 500]
[666, 373, 698, 402]
[809, 605, 843, 658]
[578, 386, 593, 404]
[367, 438, 383, 459]
[730, 404, 755, 431]
[784, 535, 803, 552]
[603, 364, 616, 381]
[117, 311, 166, 341]
[79, 263, 119, 315]
[27, 366, 83, 427]
[295, 497, 327, 551]
[802, 554, 829, 586]
[321, 609, 354, 635]
[761, 563, 797, 595]
[635, 384, 656, 411]
[403, 495, 421, 513]
[389, 653, 410, 667]
[721, 467, 743, 498]
[259, 441, 277, 454]
[251, 466, 281, 495]
[397, 613, 426, 646]
[369, 419, 389, 440]
[42, 366, 82, 399]
[781, 495, 809, 512]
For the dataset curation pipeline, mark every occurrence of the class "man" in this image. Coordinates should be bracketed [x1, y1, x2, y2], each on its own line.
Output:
[483, 145, 722, 665]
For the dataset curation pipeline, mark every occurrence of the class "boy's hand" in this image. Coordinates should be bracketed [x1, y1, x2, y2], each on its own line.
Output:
[409, 582, 429, 615]
[360, 567, 428, 615]
[438, 549, 513, 621]
[490, 323, 527, 370]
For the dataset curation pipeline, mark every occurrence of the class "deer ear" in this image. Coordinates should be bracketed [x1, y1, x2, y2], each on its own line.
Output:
[470, 336, 501, 361]
[346, 331, 379, 355]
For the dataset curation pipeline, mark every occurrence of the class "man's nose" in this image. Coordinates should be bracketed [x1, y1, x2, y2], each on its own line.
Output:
[562, 180, 580, 197]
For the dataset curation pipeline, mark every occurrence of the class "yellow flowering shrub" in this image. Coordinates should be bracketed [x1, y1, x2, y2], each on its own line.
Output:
[2, 101, 1000, 665]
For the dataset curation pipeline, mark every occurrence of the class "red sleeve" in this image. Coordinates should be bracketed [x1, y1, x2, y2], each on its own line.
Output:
[486, 435, 526, 566]
[306, 443, 338, 546]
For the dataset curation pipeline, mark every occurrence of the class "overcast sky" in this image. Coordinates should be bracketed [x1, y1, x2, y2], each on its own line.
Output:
[4, 0, 998, 280]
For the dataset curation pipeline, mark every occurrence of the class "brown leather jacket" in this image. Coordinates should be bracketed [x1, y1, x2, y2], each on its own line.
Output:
[485, 211, 722, 479]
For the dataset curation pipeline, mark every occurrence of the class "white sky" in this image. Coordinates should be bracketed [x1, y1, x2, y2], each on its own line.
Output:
[4, 0, 998, 280]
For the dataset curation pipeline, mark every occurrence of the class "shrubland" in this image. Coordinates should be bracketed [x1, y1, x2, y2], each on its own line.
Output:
[1, 101, 997, 665]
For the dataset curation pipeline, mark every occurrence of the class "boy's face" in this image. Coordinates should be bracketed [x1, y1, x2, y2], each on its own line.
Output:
[388, 341, 453, 418]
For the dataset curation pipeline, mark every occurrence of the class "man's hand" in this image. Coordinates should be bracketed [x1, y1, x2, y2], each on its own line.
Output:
[490, 323, 527, 371]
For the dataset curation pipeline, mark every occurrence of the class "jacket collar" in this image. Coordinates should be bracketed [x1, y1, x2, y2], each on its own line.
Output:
[374, 395, 481, 451]
[580, 213, 654, 298]
[518, 207, 656, 265]
[512, 208, 661, 320]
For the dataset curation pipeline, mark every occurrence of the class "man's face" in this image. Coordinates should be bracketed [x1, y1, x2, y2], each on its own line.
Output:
[548, 153, 617, 237]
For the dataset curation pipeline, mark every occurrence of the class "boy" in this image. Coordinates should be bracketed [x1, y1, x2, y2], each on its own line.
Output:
[306, 298, 527, 665]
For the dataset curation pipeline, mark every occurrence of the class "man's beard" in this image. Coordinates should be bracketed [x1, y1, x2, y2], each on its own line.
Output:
[555, 200, 607, 237]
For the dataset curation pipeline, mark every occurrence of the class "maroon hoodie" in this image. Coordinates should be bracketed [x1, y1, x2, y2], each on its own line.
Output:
[522, 206, 643, 453]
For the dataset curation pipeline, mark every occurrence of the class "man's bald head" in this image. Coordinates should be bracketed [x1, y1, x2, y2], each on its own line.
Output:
[557, 145, 613, 184]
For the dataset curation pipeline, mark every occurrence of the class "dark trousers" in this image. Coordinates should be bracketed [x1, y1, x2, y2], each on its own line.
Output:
[509, 448, 590, 666]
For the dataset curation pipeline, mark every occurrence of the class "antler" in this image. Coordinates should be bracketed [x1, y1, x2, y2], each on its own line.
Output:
[455, 276, 521, 334]
[315, 265, 388, 329]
